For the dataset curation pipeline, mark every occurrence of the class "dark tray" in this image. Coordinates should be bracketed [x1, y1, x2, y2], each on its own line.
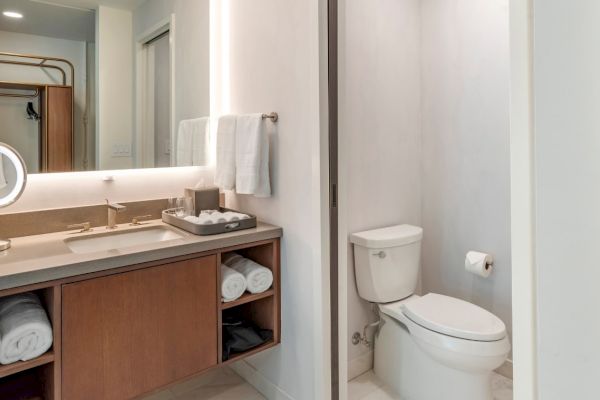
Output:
[162, 207, 257, 236]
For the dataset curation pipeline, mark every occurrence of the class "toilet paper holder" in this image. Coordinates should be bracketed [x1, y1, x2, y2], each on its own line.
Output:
[465, 251, 494, 277]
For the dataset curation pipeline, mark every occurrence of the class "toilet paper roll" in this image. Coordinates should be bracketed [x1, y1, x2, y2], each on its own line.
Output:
[465, 251, 494, 278]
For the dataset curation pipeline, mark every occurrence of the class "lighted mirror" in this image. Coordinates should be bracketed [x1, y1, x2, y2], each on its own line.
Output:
[0, 141, 26, 206]
[0, 0, 210, 173]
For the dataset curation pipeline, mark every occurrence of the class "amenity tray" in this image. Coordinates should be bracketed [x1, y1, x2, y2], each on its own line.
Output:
[162, 208, 257, 236]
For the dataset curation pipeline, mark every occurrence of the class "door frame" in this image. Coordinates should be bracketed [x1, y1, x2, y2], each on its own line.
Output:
[134, 15, 176, 168]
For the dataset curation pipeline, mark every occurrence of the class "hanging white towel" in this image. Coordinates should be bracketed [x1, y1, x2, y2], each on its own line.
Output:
[223, 253, 273, 294]
[221, 264, 247, 302]
[0, 293, 53, 365]
[235, 114, 271, 197]
[215, 115, 237, 190]
[0, 155, 7, 190]
[177, 117, 209, 166]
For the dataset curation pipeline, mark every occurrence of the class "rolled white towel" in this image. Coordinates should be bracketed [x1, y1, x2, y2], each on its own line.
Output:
[0, 293, 53, 365]
[222, 212, 251, 222]
[211, 212, 227, 223]
[184, 215, 200, 224]
[221, 265, 247, 302]
[197, 214, 215, 225]
[223, 254, 273, 294]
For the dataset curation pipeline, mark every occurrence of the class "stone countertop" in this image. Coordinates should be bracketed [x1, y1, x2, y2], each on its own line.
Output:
[0, 220, 282, 291]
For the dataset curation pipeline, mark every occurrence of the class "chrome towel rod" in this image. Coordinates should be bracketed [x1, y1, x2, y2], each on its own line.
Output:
[262, 112, 279, 122]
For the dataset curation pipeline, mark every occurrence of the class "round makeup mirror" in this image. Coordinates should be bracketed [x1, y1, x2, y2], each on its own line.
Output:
[0, 143, 27, 251]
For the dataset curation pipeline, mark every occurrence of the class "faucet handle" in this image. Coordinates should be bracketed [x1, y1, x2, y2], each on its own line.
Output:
[131, 215, 153, 226]
[68, 222, 92, 233]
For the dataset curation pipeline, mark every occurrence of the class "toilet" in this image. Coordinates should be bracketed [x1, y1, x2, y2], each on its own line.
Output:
[350, 225, 510, 400]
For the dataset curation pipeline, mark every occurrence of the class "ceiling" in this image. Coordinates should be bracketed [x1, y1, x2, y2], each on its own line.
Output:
[0, 0, 96, 42]
[31, 0, 144, 11]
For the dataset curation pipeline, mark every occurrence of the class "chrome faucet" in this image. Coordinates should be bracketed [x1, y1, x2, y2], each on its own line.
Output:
[106, 199, 127, 229]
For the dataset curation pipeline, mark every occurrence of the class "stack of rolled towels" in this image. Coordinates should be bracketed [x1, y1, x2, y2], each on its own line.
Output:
[184, 210, 250, 226]
[0, 293, 53, 365]
[221, 253, 274, 302]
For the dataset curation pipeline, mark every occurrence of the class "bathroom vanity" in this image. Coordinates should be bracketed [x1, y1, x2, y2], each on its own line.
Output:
[0, 220, 282, 400]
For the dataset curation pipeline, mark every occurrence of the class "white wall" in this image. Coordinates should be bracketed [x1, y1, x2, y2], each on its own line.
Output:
[212, 1, 328, 399]
[534, 1, 600, 398]
[0, 30, 88, 172]
[96, 6, 133, 170]
[338, 0, 422, 380]
[420, 0, 512, 351]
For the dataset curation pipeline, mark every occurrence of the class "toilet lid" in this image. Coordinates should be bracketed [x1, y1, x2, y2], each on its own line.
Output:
[401, 293, 506, 341]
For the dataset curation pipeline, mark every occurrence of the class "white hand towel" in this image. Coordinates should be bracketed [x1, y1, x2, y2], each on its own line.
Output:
[235, 114, 271, 197]
[215, 115, 237, 190]
[0, 155, 7, 190]
[0, 293, 53, 365]
[177, 117, 209, 166]
[223, 254, 273, 294]
[221, 265, 247, 302]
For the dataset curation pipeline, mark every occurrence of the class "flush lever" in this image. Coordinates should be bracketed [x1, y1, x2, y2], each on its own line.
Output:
[373, 251, 387, 259]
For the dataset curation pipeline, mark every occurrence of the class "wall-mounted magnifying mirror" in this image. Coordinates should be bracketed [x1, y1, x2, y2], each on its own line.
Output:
[0, 142, 27, 250]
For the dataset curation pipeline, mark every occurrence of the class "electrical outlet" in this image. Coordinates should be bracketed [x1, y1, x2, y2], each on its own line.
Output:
[111, 144, 131, 157]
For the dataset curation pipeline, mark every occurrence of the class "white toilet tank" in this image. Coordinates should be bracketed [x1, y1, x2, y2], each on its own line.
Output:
[350, 225, 423, 303]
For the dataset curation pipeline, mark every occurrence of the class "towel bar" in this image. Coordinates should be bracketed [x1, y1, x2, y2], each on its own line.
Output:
[261, 112, 279, 122]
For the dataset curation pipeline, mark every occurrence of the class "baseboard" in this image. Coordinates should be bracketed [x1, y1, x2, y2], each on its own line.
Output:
[348, 350, 374, 381]
[230, 359, 295, 400]
[495, 359, 513, 380]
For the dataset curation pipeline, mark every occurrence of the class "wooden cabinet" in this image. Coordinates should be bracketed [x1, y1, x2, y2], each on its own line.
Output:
[0, 237, 281, 400]
[61, 256, 218, 400]
[44, 86, 73, 172]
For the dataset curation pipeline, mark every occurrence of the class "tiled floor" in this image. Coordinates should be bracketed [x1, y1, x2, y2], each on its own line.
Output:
[142, 366, 512, 400]
[348, 370, 514, 400]
[141, 367, 266, 400]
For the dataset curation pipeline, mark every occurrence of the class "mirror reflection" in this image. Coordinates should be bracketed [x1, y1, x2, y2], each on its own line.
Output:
[0, 0, 210, 173]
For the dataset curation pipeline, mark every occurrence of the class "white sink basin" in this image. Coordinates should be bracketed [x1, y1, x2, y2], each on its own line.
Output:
[65, 226, 184, 254]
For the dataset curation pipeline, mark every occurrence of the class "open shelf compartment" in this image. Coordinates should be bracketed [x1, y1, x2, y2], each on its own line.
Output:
[0, 286, 61, 399]
[217, 239, 281, 364]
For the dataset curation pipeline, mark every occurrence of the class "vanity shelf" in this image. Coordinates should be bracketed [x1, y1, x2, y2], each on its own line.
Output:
[223, 340, 277, 365]
[221, 289, 275, 310]
[0, 352, 55, 380]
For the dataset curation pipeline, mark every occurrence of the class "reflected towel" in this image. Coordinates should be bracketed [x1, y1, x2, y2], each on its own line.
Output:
[223, 254, 273, 294]
[0, 293, 53, 365]
[177, 117, 209, 166]
[235, 114, 271, 197]
[221, 265, 247, 302]
[215, 115, 237, 190]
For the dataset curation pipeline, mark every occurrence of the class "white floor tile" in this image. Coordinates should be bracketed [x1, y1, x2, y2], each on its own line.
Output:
[141, 367, 265, 400]
[348, 370, 514, 400]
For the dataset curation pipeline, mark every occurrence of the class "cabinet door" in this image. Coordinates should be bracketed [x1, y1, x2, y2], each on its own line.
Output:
[45, 86, 73, 172]
[62, 256, 218, 400]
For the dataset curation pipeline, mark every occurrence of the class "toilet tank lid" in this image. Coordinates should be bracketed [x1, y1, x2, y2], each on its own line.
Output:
[350, 225, 423, 249]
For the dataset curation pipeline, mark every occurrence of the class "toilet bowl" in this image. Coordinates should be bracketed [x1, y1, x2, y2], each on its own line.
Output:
[375, 294, 510, 400]
[350, 225, 511, 400]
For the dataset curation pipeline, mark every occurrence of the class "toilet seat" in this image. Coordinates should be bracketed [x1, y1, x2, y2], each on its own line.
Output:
[401, 293, 506, 342]
[379, 295, 511, 361]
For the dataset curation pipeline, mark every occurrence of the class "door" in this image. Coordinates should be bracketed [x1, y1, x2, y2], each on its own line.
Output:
[61, 256, 218, 400]
[45, 86, 73, 172]
[140, 31, 172, 168]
